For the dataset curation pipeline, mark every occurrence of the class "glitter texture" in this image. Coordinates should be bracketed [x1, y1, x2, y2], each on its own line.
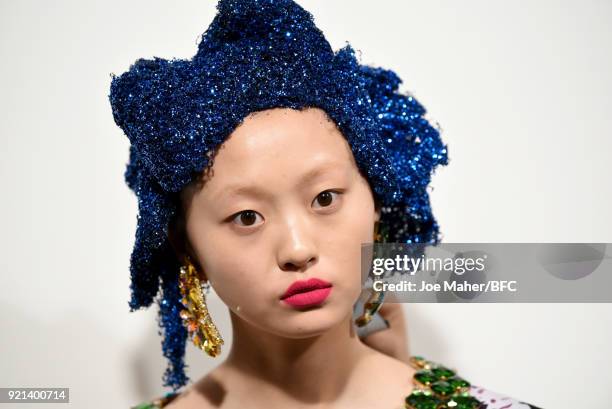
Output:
[109, 0, 448, 391]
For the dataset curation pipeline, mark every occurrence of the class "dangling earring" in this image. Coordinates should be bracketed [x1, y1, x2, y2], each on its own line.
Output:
[355, 220, 387, 327]
[178, 258, 224, 357]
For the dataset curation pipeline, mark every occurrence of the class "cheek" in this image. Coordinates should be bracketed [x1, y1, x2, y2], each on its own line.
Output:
[336, 182, 376, 246]
[324, 184, 376, 292]
[191, 233, 272, 310]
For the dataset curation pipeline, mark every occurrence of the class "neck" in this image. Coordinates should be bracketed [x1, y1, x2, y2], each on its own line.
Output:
[224, 309, 373, 403]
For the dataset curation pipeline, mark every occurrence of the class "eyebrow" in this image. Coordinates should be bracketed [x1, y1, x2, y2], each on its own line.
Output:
[216, 161, 347, 202]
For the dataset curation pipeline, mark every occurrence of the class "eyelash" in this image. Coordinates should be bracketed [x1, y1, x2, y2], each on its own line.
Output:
[231, 210, 263, 227]
[229, 189, 344, 227]
[312, 189, 342, 209]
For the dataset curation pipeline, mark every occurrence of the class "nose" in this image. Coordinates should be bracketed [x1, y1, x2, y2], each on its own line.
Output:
[276, 214, 318, 272]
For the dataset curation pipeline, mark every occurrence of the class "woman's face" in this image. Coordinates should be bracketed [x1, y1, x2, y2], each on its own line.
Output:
[183, 107, 379, 338]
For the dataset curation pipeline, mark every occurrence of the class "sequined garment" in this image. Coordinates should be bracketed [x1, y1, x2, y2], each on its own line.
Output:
[109, 0, 448, 390]
[131, 356, 544, 409]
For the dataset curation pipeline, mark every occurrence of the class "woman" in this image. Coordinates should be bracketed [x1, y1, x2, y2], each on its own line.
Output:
[110, 0, 542, 408]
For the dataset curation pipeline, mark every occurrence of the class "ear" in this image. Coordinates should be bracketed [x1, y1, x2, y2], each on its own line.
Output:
[184, 241, 208, 282]
[197, 263, 209, 283]
[373, 198, 381, 222]
[168, 212, 208, 282]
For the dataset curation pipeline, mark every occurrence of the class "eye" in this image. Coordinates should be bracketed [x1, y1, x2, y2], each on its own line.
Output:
[312, 190, 341, 209]
[231, 210, 263, 227]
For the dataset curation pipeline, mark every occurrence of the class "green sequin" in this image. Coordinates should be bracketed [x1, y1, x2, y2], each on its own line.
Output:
[432, 366, 456, 380]
[415, 369, 438, 386]
[431, 380, 455, 397]
[448, 376, 471, 390]
[405, 356, 482, 409]
[405, 390, 442, 409]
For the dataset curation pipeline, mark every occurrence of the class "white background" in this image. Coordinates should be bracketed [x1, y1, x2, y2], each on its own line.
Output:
[1, 0, 611, 408]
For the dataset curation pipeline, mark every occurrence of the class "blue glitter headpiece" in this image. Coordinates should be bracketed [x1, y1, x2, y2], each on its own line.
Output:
[109, 0, 448, 391]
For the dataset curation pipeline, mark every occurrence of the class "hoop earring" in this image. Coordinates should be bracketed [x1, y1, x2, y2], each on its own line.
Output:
[355, 220, 387, 327]
[178, 258, 224, 357]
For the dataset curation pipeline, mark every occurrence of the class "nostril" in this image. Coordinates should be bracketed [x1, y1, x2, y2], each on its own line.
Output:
[282, 262, 299, 272]
[281, 256, 316, 272]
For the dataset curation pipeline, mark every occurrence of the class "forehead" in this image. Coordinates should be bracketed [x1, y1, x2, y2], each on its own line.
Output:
[204, 107, 357, 182]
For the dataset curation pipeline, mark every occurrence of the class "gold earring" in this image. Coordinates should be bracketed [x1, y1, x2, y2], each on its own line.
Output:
[355, 221, 387, 327]
[178, 258, 224, 357]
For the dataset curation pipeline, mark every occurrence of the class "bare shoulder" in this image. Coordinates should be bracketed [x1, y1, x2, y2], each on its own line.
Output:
[349, 349, 416, 408]
[165, 366, 229, 409]
[362, 347, 416, 382]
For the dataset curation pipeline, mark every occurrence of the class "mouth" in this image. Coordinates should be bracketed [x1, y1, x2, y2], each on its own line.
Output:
[280, 278, 333, 308]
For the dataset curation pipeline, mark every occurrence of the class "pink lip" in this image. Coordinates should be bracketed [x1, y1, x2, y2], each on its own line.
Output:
[281, 278, 333, 308]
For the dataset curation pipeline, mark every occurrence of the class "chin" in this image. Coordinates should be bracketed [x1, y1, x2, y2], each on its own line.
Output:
[270, 304, 351, 339]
